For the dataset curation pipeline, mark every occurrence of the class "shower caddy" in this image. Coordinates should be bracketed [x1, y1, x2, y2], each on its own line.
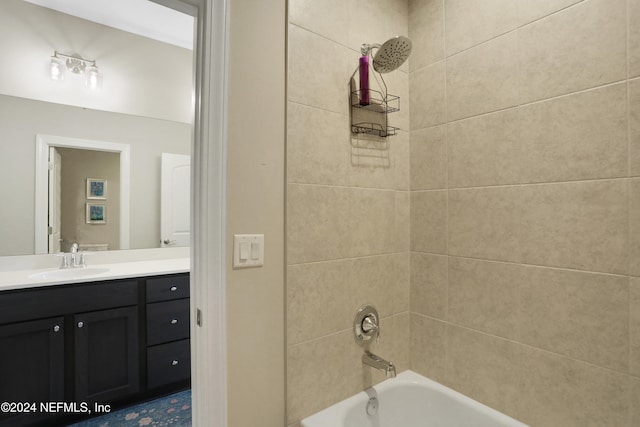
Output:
[350, 37, 411, 138]
[350, 85, 400, 138]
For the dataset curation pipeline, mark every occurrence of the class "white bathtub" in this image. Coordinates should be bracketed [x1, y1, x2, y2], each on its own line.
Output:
[301, 370, 528, 427]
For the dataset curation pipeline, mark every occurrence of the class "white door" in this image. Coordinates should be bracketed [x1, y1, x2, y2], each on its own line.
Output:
[160, 153, 191, 247]
[48, 147, 62, 253]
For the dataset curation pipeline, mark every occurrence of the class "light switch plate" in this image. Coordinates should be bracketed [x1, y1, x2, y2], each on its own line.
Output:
[233, 234, 264, 268]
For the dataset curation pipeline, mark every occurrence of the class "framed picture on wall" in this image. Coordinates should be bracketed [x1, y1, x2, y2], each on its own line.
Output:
[86, 178, 107, 199]
[86, 203, 106, 224]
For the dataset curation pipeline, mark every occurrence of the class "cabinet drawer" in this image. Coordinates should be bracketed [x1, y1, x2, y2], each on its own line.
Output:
[146, 275, 189, 303]
[147, 339, 190, 389]
[0, 280, 138, 324]
[146, 299, 190, 346]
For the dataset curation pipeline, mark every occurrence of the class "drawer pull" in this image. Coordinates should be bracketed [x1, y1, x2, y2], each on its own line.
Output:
[77, 321, 84, 328]
[170, 286, 178, 292]
[170, 319, 178, 325]
[53, 325, 60, 332]
[171, 360, 179, 366]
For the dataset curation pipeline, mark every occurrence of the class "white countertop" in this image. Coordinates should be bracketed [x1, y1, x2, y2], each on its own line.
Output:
[0, 248, 190, 291]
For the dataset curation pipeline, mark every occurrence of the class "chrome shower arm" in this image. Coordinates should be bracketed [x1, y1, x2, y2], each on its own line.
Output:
[361, 43, 381, 56]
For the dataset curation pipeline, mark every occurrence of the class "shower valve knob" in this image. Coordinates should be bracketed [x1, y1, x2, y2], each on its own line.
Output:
[354, 304, 380, 344]
[362, 315, 378, 333]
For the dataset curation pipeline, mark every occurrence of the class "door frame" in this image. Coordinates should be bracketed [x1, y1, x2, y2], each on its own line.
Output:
[34, 135, 131, 254]
[188, 0, 228, 425]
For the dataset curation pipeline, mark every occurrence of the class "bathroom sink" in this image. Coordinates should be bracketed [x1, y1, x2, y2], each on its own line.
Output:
[29, 267, 110, 281]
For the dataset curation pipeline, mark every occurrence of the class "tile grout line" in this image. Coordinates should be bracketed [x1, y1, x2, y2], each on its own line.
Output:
[409, 78, 630, 134]
[626, 2, 633, 416]
[409, 251, 630, 279]
[410, 0, 588, 73]
[409, 176, 630, 192]
[441, 0, 451, 332]
[411, 311, 640, 380]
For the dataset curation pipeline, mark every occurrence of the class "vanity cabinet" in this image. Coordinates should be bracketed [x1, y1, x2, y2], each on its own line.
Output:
[74, 306, 139, 402]
[145, 275, 191, 389]
[0, 317, 65, 426]
[0, 272, 190, 427]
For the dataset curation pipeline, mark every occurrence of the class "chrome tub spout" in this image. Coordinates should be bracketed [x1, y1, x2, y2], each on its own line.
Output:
[363, 350, 396, 378]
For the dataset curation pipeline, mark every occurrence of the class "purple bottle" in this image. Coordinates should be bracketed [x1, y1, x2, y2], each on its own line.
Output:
[359, 55, 370, 106]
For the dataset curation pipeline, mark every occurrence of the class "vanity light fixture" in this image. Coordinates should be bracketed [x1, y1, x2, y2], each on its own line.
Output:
[50, 51, 101, 89]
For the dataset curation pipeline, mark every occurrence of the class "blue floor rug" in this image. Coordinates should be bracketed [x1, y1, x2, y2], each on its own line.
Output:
[67, 389, 191, 427]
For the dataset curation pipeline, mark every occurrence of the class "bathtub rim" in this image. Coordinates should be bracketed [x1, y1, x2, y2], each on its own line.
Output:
[299, 369, 528, 427]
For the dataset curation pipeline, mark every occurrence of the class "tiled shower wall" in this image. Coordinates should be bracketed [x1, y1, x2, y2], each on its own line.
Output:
[409, 0, 640, 425]
[286, 1, 410, 425]
[288, 0, 640, 425]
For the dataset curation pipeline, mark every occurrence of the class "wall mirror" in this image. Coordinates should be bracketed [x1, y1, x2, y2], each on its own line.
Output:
[0, 0, 194, 256]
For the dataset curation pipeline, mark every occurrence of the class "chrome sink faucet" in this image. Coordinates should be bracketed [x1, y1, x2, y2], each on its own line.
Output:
[60, 242, 86, 269]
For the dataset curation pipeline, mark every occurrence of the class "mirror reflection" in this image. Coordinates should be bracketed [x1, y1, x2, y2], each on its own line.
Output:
[0, 0, 194, 256]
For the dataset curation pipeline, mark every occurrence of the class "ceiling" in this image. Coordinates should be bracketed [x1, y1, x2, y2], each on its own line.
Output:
[22, 0, 194, 49]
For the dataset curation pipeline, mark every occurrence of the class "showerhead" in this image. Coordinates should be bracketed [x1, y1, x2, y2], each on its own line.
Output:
[372, 36, 412, 73]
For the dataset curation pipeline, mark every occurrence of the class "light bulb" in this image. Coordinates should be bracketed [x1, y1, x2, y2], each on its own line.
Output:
[50, 57, 64, 81]
[85, 65, 100, 89]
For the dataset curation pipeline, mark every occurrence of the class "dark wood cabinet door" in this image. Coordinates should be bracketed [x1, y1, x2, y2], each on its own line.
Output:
[74, 306, 139, 403]
[0, 317, 64, 426]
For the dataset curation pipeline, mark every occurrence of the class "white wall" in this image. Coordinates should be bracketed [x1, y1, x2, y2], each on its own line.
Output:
[225, 0, 286, 425]
[0, 0, 193, 123]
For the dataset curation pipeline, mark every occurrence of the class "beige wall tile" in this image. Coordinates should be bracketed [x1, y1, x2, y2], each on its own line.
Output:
[352, 254, 409, 319]
[631, 278, 640, 376]
[288, 25, 352, 115]
[289, 0, 350, 46]
[409, 0, 444, 71]
[631, 0, 640, 78]
[446, 325, 523, 417]
[287, 331, 362, 424]
[518, 0, 627, 104]
[348, 135, 393, 183]
[394, 131, 411, 190]
[410, 314, 447, 384]
[517, 0, 583, 25]
[394, 191, 410, 252]
[447, 108, 520, 188]
[520, 180, 628, 274]
[349, 188, 397, 257]
[518, 83, 628, 183]
[632, 378, 640, 426]
[287, 102, 350, 186]
[448, 257, 521, 340]
[632, 179, 640, 277]
[287, 260, 353, 346]
[519, 347, 629, 427]
[410, 190, 448, 254]
[410, 61, 446, 130]
[448, 186, 522, 263]
[348, 0, 409, 56]
[444, 0, 517, 56]
[446, 32, 518, 121]
[520, 266, 629, 372]
[349, 131, 409, 191]
[410, 125, 447, 190]
[287, 184, 351, 264]
[410, 252, 447, 319]
[631, 79, 640, 177]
